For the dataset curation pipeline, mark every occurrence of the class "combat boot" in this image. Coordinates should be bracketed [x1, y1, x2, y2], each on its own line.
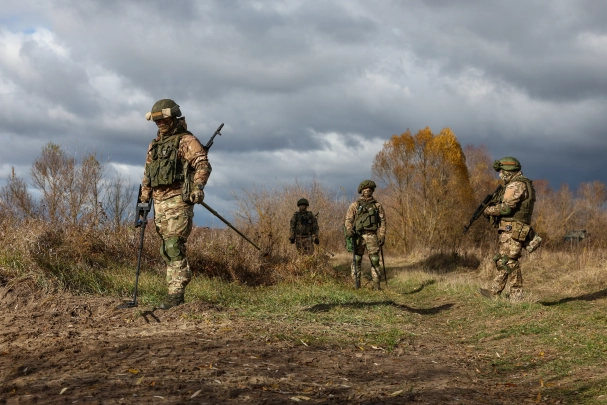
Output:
[158, 293, 184, 310]
[479, 288, 496, 299]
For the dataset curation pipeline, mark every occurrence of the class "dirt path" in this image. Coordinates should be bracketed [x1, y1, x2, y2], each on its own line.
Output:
[0, 284, 563, 405]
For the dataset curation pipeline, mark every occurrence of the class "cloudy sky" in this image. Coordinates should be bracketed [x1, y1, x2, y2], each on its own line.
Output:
[1, 0, 606, 225]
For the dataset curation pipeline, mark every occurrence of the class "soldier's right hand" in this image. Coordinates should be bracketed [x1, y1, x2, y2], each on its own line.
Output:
[289, 237, 295, 244]
[140, 191, 151, 203]
[190, 186, 205, 204]
[345, 229, 353, 237]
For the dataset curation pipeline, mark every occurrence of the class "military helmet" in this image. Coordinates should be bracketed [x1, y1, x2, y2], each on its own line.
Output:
[357, 180, 376, 194]
[493, 156, 521, 172]
[297, 198, 309, 207]
[145, 99, 182, 121]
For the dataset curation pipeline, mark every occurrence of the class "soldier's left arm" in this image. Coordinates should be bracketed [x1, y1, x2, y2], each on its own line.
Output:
[377, 202, 386, 238]
[181, 134, 212, 187]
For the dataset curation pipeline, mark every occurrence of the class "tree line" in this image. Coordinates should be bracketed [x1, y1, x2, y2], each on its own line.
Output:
[2, 131, 606, 256]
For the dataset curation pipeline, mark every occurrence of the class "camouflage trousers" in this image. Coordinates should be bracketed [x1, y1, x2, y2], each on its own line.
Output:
[154, 195, 194, 295]
[295, 235, 315, 256]
[491, 230, 523, 299]
[351, 232, 381, 283]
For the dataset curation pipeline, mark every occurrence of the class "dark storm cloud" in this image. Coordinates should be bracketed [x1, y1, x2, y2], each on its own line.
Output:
[1, 0, 606, 226]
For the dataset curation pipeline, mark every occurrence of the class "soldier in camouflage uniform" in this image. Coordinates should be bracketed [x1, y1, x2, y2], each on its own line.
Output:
[481, 157, 541, 300]
[289, 198, 319, 255]
[140, 99, 212, 309]
[344, 180, 386, 290]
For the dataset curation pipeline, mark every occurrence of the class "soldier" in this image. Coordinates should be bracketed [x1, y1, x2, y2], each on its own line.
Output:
[289, 198, 319, 255]
[481, 157, 541, 300]
[344, 180, 386, 290]
[140, 99, 212, 309]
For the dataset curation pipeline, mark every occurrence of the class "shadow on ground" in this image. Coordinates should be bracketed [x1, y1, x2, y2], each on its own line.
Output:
[539, 288, 607, 306]
[305, 300, 454, 315]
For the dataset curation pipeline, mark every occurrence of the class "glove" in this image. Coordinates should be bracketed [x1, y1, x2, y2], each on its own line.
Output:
[346, 229, 353, 237]
[378, 235, 385, 246]
[140, 189, 151, 203]
[190, 184, 205, 204]
[314, 237, 319, 245]
[289, 237, 295, 244]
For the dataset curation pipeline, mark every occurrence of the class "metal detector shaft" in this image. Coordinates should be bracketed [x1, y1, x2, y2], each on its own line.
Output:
[117, 190, 153, 309]
[201, 201, 261, 251]
[353, 233, 360, 289]
[380, 246, 387, 286]
[318, 244, 335, 257]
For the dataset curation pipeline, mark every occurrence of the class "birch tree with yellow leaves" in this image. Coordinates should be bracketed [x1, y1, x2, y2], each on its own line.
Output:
[372, 127, 474, 252]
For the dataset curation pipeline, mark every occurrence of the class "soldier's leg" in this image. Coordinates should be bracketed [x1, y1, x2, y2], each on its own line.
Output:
[302, 237, 314, 256]
[351, 237, 365, 286]
[492, 231, 524, 298]
[154, 201, 170, 264]
[363, 233, 382, 289]
[507, 259, 523, 300]
[156, 196, 193, 308]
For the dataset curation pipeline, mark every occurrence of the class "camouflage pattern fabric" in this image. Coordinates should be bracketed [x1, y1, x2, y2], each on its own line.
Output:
[153, 190, 194, 295]
[483, 171, 532, 300]
[491, 231, 523, 300]
[345, 196, 386, 285]
[344, 197, 386, 241]
[141, 117, 211, 202]
[295, 236, 315, 256]
[483, 174, 528, 217]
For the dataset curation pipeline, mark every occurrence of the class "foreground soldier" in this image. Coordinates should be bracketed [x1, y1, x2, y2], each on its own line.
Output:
[140, 99, 212, 309]
[289, 198, 319, 255]
[344, 180, 386, 290]
[481, 157, 541, 300]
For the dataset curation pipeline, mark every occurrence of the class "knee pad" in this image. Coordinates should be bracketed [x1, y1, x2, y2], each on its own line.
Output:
[164, 236, 186, 262]
[354, 255, 363, 266]
[370, 254, 380, 268]
[159, 241, 170, 264]
[494, 254, 517, 273]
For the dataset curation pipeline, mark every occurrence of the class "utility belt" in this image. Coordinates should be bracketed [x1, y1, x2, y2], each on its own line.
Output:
[498, 219, 531, 242]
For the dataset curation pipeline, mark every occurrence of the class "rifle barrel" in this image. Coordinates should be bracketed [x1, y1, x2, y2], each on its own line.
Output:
[201, 201, 261, 251]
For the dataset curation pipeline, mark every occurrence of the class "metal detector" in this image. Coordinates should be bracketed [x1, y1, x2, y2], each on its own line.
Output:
[117, 187, 153, 309]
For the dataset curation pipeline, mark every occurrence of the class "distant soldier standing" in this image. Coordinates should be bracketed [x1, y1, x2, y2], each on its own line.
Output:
[140, 99, 211, 309]
[344, 180, 386, 290]
[481, 157, 541, 300]
[289, 198, 319, 255]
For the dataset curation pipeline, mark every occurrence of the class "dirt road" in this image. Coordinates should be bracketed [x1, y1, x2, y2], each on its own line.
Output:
[0, 283, 563, 404]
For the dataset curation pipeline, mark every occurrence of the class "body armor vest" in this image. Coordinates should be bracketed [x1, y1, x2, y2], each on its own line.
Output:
[293, 211, 316, 236]
[355, 199, 379, 232]
[145, 130, 190, 188]
[499, 175, 535, 225]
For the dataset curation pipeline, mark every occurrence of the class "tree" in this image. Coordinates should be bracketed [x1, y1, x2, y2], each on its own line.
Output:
[372, 127, 474, 251]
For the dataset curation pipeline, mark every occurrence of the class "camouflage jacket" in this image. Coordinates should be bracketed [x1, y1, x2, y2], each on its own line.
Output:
[290, 211, 319, 238]
[141, 118, 212, 202]
[483, 172, 534, 224]
[344, 196, 386, 238]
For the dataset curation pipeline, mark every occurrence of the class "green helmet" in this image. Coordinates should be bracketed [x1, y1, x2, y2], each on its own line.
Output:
[357, 180, 376, 194]
[493, 156, 521, 172]
[297, 198, 309, 207]
[145, 99, 182, 121]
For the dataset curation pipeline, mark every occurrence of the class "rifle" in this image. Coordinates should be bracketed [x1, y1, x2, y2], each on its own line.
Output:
[204, 123, 224, 150]
[117, 185, 153, 309]
[463, 185, 502, 234]
[200, 201, 263, 252]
